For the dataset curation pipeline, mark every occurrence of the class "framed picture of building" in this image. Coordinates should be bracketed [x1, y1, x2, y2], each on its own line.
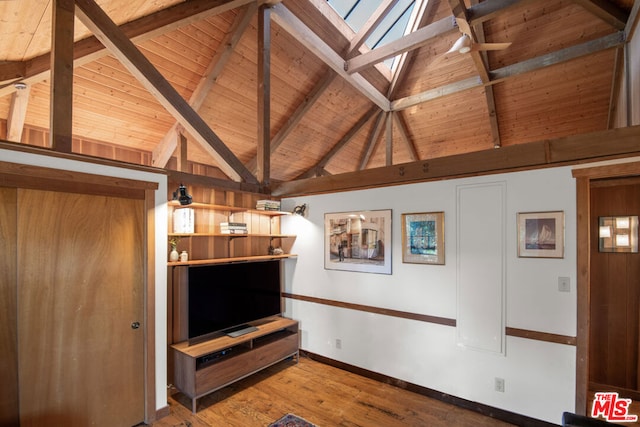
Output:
[324, 210, 392, 274]
[401, 212, 445, 265]
[517, 211, 564, 258]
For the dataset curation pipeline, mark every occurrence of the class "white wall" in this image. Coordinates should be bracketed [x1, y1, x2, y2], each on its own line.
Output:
[0, 149, 169, 413]
[281, 166, 577, 424]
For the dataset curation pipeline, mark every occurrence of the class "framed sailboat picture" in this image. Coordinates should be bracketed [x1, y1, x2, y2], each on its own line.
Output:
[401, 212, 445, 265]
[517, 211, 564, 258]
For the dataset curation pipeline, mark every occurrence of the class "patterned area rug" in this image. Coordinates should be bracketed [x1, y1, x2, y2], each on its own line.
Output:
[269, 413, 316, 427]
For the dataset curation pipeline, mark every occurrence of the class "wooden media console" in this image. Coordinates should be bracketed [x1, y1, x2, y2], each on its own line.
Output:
[171, 316, 299, 412]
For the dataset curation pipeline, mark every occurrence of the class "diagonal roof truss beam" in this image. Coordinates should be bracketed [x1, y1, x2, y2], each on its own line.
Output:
[74, 0, 257, 183]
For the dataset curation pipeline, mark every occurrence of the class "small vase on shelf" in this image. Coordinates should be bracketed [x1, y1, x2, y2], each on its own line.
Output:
[169, 248, 179, 262]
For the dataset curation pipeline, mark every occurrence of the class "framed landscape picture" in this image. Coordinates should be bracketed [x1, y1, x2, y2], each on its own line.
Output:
[401, 212, 445, 265]
[324, 209, 392, 274]
[517, 211, 564, 258]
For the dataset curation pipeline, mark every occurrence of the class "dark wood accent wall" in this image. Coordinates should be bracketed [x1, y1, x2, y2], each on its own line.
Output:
[0, 187, 19, 426]
[589, 178, 640, 390]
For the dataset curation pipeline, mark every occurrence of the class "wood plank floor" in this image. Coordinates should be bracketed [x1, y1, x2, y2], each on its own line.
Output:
[151, 356, 516, 427]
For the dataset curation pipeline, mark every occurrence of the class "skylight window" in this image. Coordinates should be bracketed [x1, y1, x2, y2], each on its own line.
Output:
[327, 0, 424, 70]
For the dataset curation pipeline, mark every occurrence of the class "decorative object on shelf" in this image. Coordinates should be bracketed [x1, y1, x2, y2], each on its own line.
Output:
[598, 215, 638, 253]
[180, 250, 189, 262]
[517, 211, 564, 258]
[292, 203, 307, 216]
[401, 212, 445, 265]
[324, 209, 392, 274]
[173, 207, 194, 233]
[269, 246, 284, 255]
[169, 236, 180, 262]
[257, 199, 281, 211]
[176, 184, 192, 206]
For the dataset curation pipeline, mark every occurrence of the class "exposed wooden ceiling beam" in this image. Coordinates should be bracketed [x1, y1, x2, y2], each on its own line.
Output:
[0, 61, 26, 83]
[466, 0, 536, 26]
[469, 0, 501, 148]
[391, 31, 625, 111]
[345, 17, 455, 75]
[359, 111, 385, 170]
[448, 0, 490, 83]
[257, 4, 271, 187]
[272, 125, 640, 197]
[625, 0, 640, 38]
[348, 0, 400, 57]
[306, 0, 391, 80]
[271, 3, 391, 111]
[73, 0, 257, 183]
[388, 0, 434, 96]
[490, 31, 625, 83]
[6, 85, 30, 143]
[392, 112, 419, 162]
[572, 0, 628, 30]
[152, 4, 257, 168]
[247, 71, 336, 173]
[385, 112, 393, 166]
[391, 76, 482, 111]
[0, 0, 254, 99]
[50, 0, 75, 153]
[607, 46, 625, 129]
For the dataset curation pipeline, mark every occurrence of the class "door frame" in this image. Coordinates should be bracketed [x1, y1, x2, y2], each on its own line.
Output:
[573, 159, 640, 414]
[0, 160, 158, 423]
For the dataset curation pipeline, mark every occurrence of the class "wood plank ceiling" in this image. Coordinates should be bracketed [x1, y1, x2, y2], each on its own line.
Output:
[0, 0, 636, 188]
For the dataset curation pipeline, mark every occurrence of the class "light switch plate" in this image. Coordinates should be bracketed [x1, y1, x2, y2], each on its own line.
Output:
[558, 277, 570, 292]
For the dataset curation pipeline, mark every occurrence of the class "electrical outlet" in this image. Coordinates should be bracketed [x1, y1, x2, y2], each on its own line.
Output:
[495, 377, 505, 392]
[558, 277, 570, 292]
[335, 338, 342, 349]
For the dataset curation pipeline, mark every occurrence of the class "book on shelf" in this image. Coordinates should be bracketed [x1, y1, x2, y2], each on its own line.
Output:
[219, 229, 248, 234]
[173, 208, 194, 233]
[220, 221, 248, 234]
[256, 200, 281, 211]
[220, 222, 247, 227]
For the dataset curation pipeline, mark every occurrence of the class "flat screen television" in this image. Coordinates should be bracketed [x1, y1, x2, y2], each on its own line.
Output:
[187, 260, 282, 342]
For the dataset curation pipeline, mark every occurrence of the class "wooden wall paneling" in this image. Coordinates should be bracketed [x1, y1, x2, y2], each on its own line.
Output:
[0, 187, 19, 426]
[17, 189, 146, 426]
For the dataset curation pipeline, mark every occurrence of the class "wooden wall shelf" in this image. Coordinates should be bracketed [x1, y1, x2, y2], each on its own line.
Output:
[167, 253, 297, 266]
[167, 192, 296, 264]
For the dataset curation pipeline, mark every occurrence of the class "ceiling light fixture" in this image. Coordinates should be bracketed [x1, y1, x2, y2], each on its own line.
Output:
[14, 82, 27, 90]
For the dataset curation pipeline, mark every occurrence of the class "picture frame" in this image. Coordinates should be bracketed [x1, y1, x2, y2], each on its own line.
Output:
[598, 215, 639, 253]
[517, 211, 564, 258]
[325, 209, 392, 274]
[401, 212, 445, 265]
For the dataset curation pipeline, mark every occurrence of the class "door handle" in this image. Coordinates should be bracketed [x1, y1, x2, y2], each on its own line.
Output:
[131, 321, 141, 330]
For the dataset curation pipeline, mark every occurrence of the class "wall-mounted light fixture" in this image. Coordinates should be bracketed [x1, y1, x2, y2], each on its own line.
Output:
[292, 204, 307, 216]
[599, 215, 638, 253]
[176, 184, 192, 206]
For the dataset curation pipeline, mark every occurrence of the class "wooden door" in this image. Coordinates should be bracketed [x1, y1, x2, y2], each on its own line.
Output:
[588, 179, 640, 421]
[17, 189, 145, 427]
